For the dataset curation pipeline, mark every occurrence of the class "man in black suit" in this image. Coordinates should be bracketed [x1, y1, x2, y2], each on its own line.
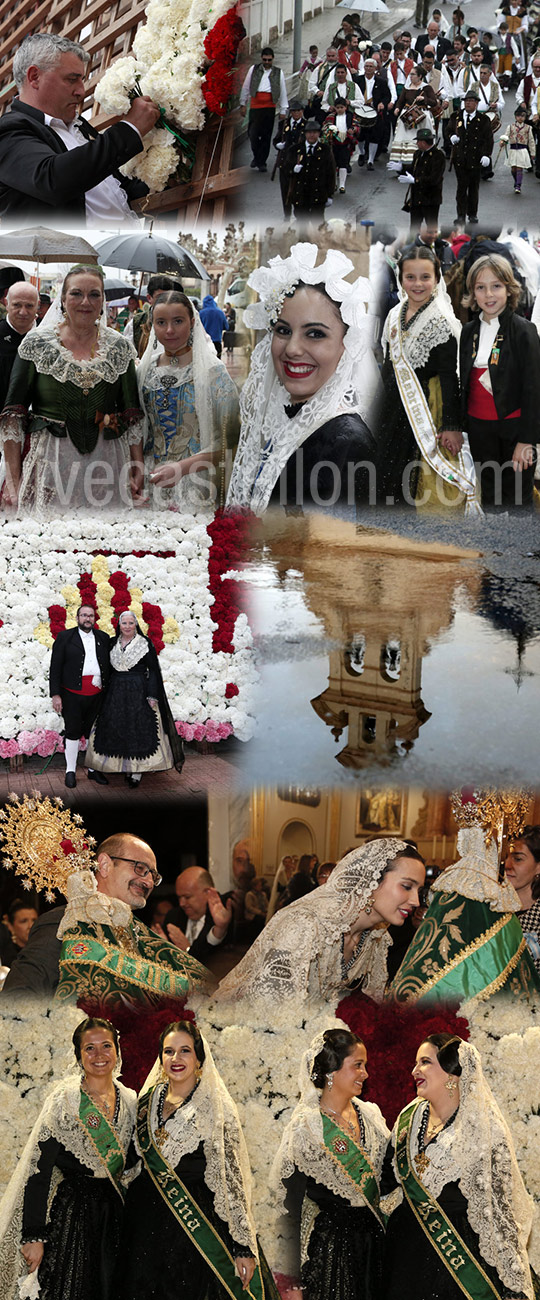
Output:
[415, 21, 451, 61]
[0, 32, 160, 223]
[49, 604, 111, 788]
[273, 99, 306, 219]
[0, 281, 39, 409]
[450, 88, 493, 222]
[165, 867, 233, 970]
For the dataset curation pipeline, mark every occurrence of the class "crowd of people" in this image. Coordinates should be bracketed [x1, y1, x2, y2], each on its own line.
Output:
[241, 7, 540, 223]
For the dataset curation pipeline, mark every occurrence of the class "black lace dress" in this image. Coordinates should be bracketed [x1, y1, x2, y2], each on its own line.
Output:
[114, 1140, 279, 1300]
[86, 637, 184, 775]
[300, 1174, 384, 1300]
[376, 300, 461, 506]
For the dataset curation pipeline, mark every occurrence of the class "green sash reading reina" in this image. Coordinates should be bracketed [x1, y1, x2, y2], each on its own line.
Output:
[56, 919, 209, 1009]
[395, 1100, 502, 1300]
[320, 1113, 385, 1227]
[78, 1088, 126, 1198]
[137, 1089, 265, 1300]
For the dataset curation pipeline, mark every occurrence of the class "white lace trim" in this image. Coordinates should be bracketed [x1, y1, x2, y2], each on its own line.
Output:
[110, 634, 149, 673]
[272, 1097, 389, 1212]
[382, 297, 455, 370]
[57, 870, 133, 938]
[215, 839, 407, 1006]
[18, 325, 136, 389]
[143, 361, 195, 390]
[140, 1041, 259, 1256]
[431, 827, 522, 912]
[391, 1043, 534, 1297]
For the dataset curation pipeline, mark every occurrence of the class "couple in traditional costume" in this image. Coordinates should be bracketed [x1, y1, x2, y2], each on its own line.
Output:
[0, 1017, 279, 1300]
[272, 1028, 535, 1300]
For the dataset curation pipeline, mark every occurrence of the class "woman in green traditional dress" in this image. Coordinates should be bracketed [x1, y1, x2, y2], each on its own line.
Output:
[0, 266, 144, 513]
[382, 1033, 535, 1300]
[115, 1019, 280, 1300]
[272, 1027, 388, 1300]
[0, 1017, 137, 1300]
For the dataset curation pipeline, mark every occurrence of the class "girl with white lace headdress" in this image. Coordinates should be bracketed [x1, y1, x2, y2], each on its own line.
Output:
[226, 242, 382, 516]
[0, 1016, 137, 1300]
[114, 1019, 280, 1300]
[378, 244, 480, 514]
[271, 1026, 388, 1300]
[0, 266, 145, 514]
[137, 291, 240, 510]
[213, 838, 425, 1008]
[382, 1033, 535, 1300]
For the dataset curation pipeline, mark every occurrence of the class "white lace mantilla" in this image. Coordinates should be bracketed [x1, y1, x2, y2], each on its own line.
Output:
[140, 1040, 259, 1256]
[273, 1096, 389, 1215]
[0, 1075, 136, 1300]
[431, 827, 522, 913]
[110, 633, 149, 673]
[382, 297, 456, 371]
[214, 839, 408, 1007]
[18, 325, 136, 389]
[391, 1043, 534, 1298]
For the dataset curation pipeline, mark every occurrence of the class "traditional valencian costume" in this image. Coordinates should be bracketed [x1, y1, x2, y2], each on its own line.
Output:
[0, 1073, 137, 1300]
[85, 621, 184, 779]
[114, 1034, 279, 1300]
[226, 243, 381, 515]
[213, 838, 409, 1007]
[387, 791, 540, 1006]
[271, 1030, 388, 1300]
[378, 290, 480, 513]
[137, 307, 239, 508]
[0, 312, 144, 512]
[383, 1040, 535, 1300]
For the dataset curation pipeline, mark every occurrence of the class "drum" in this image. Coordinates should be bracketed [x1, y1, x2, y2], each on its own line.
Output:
[356, 103, 378, 120]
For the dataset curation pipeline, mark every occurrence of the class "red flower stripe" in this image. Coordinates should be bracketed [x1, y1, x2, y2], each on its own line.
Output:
[206, 510, 249, 653]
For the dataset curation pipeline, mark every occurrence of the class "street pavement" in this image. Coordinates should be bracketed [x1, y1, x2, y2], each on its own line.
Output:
[233, 0, 540, 238]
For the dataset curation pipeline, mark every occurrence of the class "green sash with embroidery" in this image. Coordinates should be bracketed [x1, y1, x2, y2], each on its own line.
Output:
[387, 893, 540, 1006]
[137, 1090, 265, 1300]
[321, 1113, 385, 1227]
[56, 919, 210, 1010]
[395, 1101, 502, 1300]
[78, 1088, 126, 1198]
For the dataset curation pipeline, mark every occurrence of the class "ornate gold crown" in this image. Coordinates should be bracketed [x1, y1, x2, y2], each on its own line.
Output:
[450, 788, 532, 846]
[0, 792, 96, 902]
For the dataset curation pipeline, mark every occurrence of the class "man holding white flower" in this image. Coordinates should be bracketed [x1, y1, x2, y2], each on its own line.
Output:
[0, 33, 160, 224]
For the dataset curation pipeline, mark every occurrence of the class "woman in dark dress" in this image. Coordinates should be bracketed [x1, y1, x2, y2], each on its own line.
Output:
[115, 1019, 280, 1300]
[0, 1018, 136, 1300]
[85, 609, 184, 787]
[377, 245, 479, 512]
[382, 1033, 535, 1300]
[459, 253, 540, 510]
[226, 243, 381, 515]
[504, 825, 540, 975]
[272, 1028, 388, 1300]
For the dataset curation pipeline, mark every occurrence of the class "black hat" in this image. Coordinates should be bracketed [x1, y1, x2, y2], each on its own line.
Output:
[463, 86, 479, 99]
[0, 266, 25, 292]
[417, 127, 434, 141]
[289, 98, 303, 111]
[304, 118, 321, 131]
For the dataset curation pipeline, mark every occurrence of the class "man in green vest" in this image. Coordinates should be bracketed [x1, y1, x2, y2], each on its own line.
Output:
[240, 47, 288, 171]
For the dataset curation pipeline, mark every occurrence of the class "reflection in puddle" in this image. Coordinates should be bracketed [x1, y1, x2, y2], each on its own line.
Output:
[243, 514, 540, 786]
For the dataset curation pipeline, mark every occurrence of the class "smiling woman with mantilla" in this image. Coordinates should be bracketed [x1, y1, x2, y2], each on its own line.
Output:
[382, 1033, 535, 1300]
[226, 244, 381, 515]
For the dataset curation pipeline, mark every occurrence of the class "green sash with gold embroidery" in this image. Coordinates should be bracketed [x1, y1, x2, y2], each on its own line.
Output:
[56, 918, 210, 1009]
[137, 1089, 265, 1300]
[387, 893, 540, 1006]
[321, 1113, 385, 1227]
[395, 1101, 502, 1300]
[78, 1088, 126, 1198]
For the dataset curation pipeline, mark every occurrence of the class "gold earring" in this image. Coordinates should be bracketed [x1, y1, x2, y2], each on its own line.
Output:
[445, 1077, 458, 1092]
[364, 894, 375, 916]
[196, 1064, 203, 1082]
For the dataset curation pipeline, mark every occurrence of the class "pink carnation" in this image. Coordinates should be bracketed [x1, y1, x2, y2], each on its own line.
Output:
[0, 739, 21, 758]
[36, 731, 62, 757]
[178, 722, 195, 741]
[17, 730, 39, 755]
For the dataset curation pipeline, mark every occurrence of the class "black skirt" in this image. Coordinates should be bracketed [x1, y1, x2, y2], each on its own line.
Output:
[92, 670, 159, 760]
[383, 1197, 505, 1300]
[37, 1175, 123, 1300]
[302, 1200, 384, 1300]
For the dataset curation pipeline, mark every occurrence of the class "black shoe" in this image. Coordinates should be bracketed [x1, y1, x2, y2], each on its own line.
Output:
[358, 155, 366, 167]
[250, 159, 258, 168]
[258, 164, 267, 172]
[88, 770, 109, 785]
[125, 775, 142, 789]
[468, 215, 479, 223]
[65, 772, 76, 788]
[367, 161, 374, 170]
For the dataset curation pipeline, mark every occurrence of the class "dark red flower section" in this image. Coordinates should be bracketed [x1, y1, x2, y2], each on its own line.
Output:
[225, 683, 239, 698]
[142, 601, 165, 654]
[337, 993, 469, 1126]
[48, 604, 67, 640]
[77, 572, 98, 615]
[207, 510, 249, 653]
[77, 999, 194, 1091]
[202, 6, 246, 115]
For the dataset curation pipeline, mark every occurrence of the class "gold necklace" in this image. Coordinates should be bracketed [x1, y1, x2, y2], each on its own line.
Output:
[82, 1082, 115, 1119]
[320, 1104, 359, 1137]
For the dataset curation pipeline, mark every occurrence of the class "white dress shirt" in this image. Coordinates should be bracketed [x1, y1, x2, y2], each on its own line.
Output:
[240, 66, 288, 114]
[44, 114, 142, 225]
[78, 628, 102, 688]
[186, 915, 222, 947]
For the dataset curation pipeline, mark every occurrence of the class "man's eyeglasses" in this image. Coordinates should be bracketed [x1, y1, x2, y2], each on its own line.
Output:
[111, 856, 162, 887]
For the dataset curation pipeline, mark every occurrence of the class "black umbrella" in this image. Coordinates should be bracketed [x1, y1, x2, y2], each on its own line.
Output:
[103, 276, 136, 301]
[94, 233, 208, 279]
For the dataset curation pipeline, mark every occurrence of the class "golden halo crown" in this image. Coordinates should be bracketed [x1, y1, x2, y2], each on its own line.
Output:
[450, 788, 531, 847]
[0, 792, 96, 902]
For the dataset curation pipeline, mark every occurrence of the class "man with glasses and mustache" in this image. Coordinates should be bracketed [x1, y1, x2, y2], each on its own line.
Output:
[3, 832, 210, 1005]
[240, 47, 288, 171]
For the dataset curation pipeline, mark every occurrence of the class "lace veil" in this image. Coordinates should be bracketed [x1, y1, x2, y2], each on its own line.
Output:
[393, 1040, 534, 1298]
[226, 242, 382, 514]
[0, 1074, 136, 1300]
[382, 289, 461, 371]
[431, 826, 522, 913]
[140, 1033, 258, 1256]
[137, 307, 230, 453]
[271, 1027, 389, 1213]
[214, 838, 409, 1005]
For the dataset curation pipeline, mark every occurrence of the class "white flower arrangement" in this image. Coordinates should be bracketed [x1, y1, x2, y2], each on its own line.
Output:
[0, 513, 256, 755]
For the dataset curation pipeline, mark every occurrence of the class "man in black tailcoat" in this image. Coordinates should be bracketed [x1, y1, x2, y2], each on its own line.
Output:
[273, 99, 306, 218]
[290, 119, 336, 227]
[400, 127, 447, 229]
[49, 605, 111, 788]
[449, 87, 493, 222]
